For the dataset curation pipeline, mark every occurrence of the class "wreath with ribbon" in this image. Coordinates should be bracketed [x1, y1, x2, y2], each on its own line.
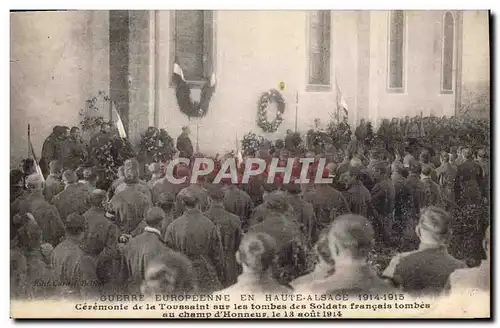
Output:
[257, 89, 285, 133]
[173, 73, 215, 118]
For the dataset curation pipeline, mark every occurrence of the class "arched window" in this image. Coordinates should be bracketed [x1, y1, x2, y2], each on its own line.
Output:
[388, 10, 405, 91]
[442, 12, 455, 92]
[308, 10, 331, 89]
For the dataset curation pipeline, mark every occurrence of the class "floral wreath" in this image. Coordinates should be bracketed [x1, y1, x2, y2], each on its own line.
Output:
[257, 89, 285, 133]
[173, 74, 215, 118]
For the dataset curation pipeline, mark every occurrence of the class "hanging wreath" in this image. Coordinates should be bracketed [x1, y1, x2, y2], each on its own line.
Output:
[257, 89, 285, 133]
[173, 72, 215, 118]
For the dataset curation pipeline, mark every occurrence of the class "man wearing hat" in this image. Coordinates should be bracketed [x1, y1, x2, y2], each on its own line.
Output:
[51, 213, 99, 299]
[382, 206, 465, 296]
[13, 173, 65, 247]
[165, 188, 224, 293]
[204, 184, 243, 287]
[176, 126, 194, 159]
[119, 207, 176, 294]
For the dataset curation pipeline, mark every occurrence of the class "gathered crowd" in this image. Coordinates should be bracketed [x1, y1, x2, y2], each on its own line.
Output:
[10, 116, 490, 301]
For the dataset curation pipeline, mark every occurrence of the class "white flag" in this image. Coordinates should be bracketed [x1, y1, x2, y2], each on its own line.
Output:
[335, 80, 349, 120]
[112, 104, 127, 139]
[235, 134, 243, 169]
[173, 63, 186, 82]
[210, 72, 216, 87]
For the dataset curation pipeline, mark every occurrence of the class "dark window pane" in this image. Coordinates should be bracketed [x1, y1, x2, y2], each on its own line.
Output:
[309, 11, 331, 85]
[442, 12, 454, 91]
[389, 10, 404, 89]
[175, 10, 204, 81]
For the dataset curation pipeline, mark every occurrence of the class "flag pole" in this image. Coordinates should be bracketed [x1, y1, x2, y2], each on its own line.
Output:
[27, 124, 30, 158]
[196, 123, 199, 153]
[295, 91, 299, 133]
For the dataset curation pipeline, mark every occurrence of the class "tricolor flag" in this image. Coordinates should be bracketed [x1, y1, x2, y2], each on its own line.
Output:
[27, 125, 44, 182]
[236, 134, 243, 169]
[112, 103, 127, 139]
[173, 62, 186, 83]
[335, 79, 349, 122]
[173, 62, 216, 87]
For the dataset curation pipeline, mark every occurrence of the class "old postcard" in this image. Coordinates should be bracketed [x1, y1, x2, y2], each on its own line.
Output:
[10, 9, 490, 319]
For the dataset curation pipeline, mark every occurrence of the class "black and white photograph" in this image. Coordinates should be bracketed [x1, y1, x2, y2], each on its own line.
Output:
[9, 9, 491, 319]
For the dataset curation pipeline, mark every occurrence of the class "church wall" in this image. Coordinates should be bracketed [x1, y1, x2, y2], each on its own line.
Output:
[461, 10, 490, 118]
[156, 10, 357, 157]
[10, 11, 110, 168]
[367, 11, 457, 124]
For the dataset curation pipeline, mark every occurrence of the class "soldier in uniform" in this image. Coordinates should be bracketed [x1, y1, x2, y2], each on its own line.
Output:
[382, 206, 466, 296]
[303, 181, 350, 241]
[370, 162, 395, 246]
[14, 174, 65, 247]
[81, 190, 120, 289]
[110, 159, 153, 234]
[454, 148, 484, 207]
[165, 189, 224, 293]
[12, 213, 55, 299]
[436, 152, 457, 207]
[344, 166, 372, 219]
[114, 159, 152, 201]
[203, 184, 243, 287]
[66, 126, 87, 170]
[51, 170, 90, 224]
[476, 149, 489, 203]
[283, 182, 317, 248]
[51, 213, 100, 299]
[43, 160, 64, 202]
[421, 165, 442, 208]
[215, 232, 291, 295]
[419, 150, 437, 182]
[154, 192, 176, 240]
[222, 183, 254, 231]
[120, 207, 175, 294]
[176, 126, 194, 159]
[303, 214, 395, 295]
[175, 183, 210, 217]
[248, 193, 306, 285]
[40, 126, 63, 177]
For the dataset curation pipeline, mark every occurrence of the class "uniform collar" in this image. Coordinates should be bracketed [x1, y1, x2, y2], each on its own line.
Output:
[418, 243, 447, 251]
[144, 226, 162, 238]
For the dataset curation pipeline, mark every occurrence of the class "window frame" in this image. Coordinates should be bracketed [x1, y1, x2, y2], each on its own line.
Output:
[306, 10, 333, 92]
[169, 10, 216, 89]
[441, 11, 456, 94]
[386, 10, 408, 94]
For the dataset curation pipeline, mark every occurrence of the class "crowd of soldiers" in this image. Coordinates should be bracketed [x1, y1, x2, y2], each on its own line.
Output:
[10, 118, 490, 301]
